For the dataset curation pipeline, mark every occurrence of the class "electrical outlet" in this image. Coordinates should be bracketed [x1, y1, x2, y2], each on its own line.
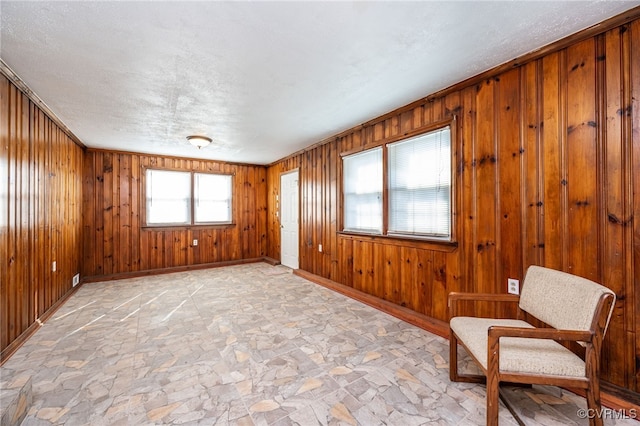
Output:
[318, 244, 323, 252]
[508, 278, 520, 295]
[52, 261, 56, 272]
[193, 239, 198, 246]
[72, 274, 80, 287]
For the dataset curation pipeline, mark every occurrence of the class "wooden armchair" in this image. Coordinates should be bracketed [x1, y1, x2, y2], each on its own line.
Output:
[448, 266, 616, 426]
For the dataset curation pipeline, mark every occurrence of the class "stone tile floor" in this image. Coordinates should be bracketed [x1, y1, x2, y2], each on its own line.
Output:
[1, 263, 637, 425]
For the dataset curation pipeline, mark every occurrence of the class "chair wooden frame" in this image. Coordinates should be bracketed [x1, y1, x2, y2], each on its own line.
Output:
[449, 291, 615, 426]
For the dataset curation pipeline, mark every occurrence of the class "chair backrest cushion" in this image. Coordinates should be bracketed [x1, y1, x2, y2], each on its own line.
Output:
[519, 266, 615, 332]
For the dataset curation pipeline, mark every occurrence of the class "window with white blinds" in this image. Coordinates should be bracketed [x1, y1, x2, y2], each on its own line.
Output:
[145, 169, 233, 226]
[387, 126, 451, 238]
[343, 147, 383, 233]
[341, 124, 452, 241]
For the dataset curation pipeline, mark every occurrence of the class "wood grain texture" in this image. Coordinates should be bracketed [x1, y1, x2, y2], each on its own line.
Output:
[82, 150, 268, 278]
[267, 19, 640, 392]
[1, 75, 83, 361]
[629, 19, 640, 393]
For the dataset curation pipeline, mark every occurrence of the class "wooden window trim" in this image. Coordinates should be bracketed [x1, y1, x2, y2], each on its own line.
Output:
[337, 231, 458, 253]
[339, 116, 457, 244]
[141, 166, 235, 228]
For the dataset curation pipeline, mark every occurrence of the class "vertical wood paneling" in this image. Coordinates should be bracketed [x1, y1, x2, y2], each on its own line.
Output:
[256, 166, 267, 258]
[497, 69, 522, 318]
[541, 52, 564, 271]
[7, 83, 19, 343]
[119, 154, 131, 271]
[35, 107, 46, 318]
[82, 151, 268, 277]
[474, 79, 498, 318]
[521, 61, 543, 270]
[443, 92, 462, 298]
[460, 86, 477, 296]
[0, 77, 9, 351]
[1, 74, 83, 361]
[329, 141, 338, 281]
[103, 152, 113, 275]
[266, 18, 640, 391]
[565, 39, 599, 280]
[629, 19, 640, 392]
[398, 247, 416, 309]
[601, 27, 629, 387]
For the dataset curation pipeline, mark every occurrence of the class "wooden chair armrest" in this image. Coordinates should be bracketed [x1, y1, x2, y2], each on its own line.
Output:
[448, 292, 521, 318]
[488, 325, 594, 343]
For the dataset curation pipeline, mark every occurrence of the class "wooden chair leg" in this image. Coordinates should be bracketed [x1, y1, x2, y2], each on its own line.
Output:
[486, 372, 500, 426]
[449, 331, 486, 384]
[486, 333, 501, 426]
[586, 380, 603, 426]
[449, 329, 459, 382]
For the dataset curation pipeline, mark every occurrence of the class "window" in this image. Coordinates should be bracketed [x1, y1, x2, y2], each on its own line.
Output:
[145, 169, 233, 226]
[342, 124, 452, 240]
[343, 148, 383, 233]
[194, 173, 233, 223]
[388, 127, 451, 238]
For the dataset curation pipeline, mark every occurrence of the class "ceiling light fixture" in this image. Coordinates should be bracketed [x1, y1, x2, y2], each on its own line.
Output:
[187, 135, 212, 149]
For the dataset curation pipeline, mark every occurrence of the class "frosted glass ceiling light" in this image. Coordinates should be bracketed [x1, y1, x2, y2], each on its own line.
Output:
[187, 135, 212, 149]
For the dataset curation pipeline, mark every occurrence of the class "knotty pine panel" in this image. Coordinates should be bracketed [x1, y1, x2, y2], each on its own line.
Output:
[266, 18, 640, 392]
[1, 74, 83, 360]
[473, 78, 499, 318]
[82, 150, 267, 278]
[496, 69, 523, 319]
[521, 61, 544, 271]
[630, 18, 640, 393]
[600, 26, 632, 388]
[565, 39, 599, 280]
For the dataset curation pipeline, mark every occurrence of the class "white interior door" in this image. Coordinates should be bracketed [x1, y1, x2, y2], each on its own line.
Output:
[280, 170, 299, 269]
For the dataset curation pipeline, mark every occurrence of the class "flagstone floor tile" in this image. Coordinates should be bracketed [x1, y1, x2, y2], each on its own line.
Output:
[2, 264, 636, 425]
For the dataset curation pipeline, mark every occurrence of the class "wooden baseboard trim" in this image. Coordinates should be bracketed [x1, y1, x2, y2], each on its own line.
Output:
[293, 268, 640, 414]
[601, 381, 640, 407]
[568, 383, 640, 418]
[0, 283, 82, 366]
[82, 257, 269, 283]
[262, 257, 281, 266]
[293, 269, 449, 339]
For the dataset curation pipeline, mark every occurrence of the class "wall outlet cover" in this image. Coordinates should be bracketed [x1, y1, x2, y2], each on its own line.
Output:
[508, 278, 520, 295]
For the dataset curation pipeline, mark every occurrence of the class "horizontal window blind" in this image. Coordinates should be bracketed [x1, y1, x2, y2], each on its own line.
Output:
[387, 126, 451, 238]
[343, 147, 383, 234]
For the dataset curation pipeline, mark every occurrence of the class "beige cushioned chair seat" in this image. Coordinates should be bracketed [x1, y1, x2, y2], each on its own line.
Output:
[450, 317, 586, 378]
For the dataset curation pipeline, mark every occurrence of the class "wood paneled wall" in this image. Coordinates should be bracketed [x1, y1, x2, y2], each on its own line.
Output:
[267, 20, 640, 391]
[1, 75, 84, 360]
[82, 150, 267, 278]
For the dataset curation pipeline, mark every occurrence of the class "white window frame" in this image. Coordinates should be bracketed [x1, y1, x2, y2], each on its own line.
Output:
[144, 168, 233, 227]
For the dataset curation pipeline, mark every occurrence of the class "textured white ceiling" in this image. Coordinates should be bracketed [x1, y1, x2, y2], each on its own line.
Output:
[2, 1, 639, 164]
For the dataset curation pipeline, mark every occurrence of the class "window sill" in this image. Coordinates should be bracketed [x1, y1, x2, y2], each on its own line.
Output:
[142, 223, 236, 231]
[338, 231, 458, 252]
